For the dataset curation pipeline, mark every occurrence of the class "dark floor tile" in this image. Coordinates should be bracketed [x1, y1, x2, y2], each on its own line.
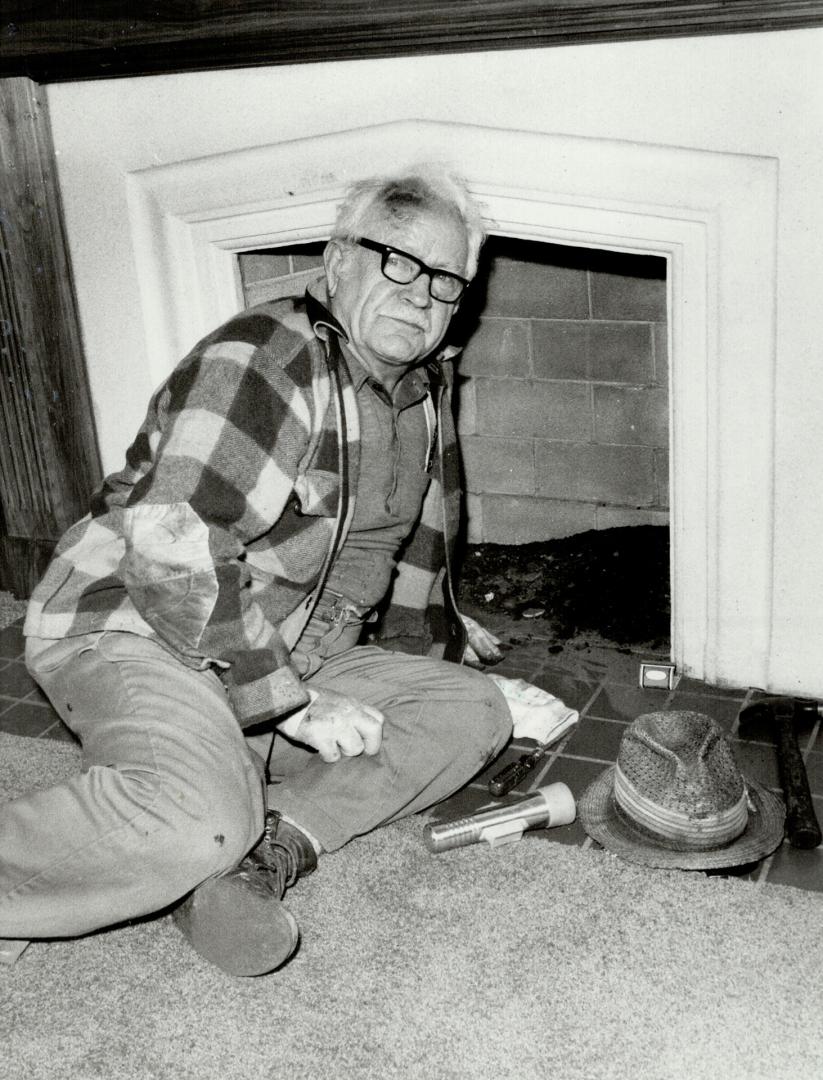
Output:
[530, 670, 600, 713]
[729, 739, 781, 790]
[426, 783, 496, 825]
[665, 689, 743, 732]
[0, 660, 39, 700]
[588, 683, 667, 723]
[552, 645, 661, 687]
[0, 622, 24, 659]
[0, 701, 61, 737]
[546, 754, 608, 805]
[766, 842, 823, 893]
[40, 720, 79, 744]
[26, 682, 51, 706]
[563, 715, 626, 762]
[674, 676, 749, 699]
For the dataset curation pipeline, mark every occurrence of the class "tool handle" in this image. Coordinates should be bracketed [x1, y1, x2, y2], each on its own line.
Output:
[776, 713, 822, 849]
[488, 754, 538, 797]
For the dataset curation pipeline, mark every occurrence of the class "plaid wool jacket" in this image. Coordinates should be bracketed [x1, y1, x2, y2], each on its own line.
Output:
[25, 290, 466, 729]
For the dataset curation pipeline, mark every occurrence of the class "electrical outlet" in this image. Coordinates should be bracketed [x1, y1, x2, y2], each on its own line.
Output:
[639, 662, 679, 690]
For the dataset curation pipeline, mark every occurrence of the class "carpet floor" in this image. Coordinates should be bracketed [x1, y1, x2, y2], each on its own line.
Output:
[2, 732, 823, 1080]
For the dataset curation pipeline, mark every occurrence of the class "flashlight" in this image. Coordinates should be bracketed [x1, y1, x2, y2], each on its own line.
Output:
[423, 782, 576, 853]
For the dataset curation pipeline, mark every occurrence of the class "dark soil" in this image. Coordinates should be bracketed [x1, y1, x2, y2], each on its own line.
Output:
[457, 525, 670, 649]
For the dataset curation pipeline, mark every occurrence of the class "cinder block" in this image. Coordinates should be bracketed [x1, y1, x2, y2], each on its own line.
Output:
[458, 318, 530, 377]
[483, 257, 589, 320]
[239, 251, 291, 284]
[530, 321, 588, 380]
[590, 265, 667, 322]
[475, 379, 592, 440]
[535, 442, 656, 506]
[461, 436, 534, 496]
[654, 447, 670, 507]
[465, 493, 484, 544]
[532, 321, 654, 383]
[652, 323, 669, 387]
[593, 386, 669, 447]
[292, 250, 325, 272]
[595, 506, 671, 530]
[479, 495, 596, 545]
[454, 378, 477, 437]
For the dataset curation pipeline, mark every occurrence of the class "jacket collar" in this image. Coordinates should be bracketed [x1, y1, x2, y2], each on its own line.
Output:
[305, 284, 348, 344]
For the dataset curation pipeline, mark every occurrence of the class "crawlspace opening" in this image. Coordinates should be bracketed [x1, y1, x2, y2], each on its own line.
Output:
[239, 236, 670, 650]
[456, 526, 669, 649]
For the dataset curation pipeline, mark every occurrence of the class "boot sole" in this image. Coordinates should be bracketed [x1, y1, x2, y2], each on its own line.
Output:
[172, 876, 299, 977]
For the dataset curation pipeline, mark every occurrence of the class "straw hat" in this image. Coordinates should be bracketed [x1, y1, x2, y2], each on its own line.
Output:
[578, 711, 785, 869]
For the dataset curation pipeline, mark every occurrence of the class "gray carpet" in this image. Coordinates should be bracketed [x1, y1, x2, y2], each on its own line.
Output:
[2, 732, 823, 1080]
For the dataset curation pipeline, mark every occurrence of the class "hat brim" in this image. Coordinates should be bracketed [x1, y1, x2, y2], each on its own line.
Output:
[578, 766, 785, 870]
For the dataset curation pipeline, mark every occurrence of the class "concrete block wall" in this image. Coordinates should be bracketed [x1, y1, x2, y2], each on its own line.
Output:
[456, 238, 669, 544]
[239, 237, 669, 546]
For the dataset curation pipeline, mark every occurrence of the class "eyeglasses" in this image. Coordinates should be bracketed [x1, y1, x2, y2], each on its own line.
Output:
[356, 238, 469, 304]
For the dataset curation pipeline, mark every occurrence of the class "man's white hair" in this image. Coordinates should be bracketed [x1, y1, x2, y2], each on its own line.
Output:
[331, 164, 487, 279]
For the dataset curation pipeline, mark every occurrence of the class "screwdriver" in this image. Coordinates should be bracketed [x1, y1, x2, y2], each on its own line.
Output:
[488, 741, 556, 797]
[485, 681, 578, 797]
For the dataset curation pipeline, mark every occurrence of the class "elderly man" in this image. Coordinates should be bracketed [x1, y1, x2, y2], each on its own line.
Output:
[5, 166, 511, 976]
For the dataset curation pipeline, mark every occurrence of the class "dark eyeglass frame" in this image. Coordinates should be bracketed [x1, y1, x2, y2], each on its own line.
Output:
[356, 237, 469, 304]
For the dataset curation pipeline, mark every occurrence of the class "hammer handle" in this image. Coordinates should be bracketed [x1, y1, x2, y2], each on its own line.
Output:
[775, 707, 822, 849]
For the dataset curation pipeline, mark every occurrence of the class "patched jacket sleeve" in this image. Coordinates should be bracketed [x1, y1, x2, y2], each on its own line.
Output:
[121, 326, 316, 727]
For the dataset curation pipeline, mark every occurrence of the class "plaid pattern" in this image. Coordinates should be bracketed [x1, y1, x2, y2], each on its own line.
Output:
[25, 290, 464, 728]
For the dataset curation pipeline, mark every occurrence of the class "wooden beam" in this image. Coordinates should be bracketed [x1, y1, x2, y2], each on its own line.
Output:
[0, 77, 102, 595]
[1, 2, 822, 83]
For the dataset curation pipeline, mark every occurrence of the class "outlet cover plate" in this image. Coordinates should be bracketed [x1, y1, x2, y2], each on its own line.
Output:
[639, 662, 679, 691]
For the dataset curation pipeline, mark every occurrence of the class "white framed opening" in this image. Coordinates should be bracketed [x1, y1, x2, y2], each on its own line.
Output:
[123, 119, 778, 691]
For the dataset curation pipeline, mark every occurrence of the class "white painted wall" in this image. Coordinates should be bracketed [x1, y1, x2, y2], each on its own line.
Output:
[46, 29, 823, 696]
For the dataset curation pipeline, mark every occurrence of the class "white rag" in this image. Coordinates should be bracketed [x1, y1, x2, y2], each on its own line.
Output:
[487, 674, 579, 744]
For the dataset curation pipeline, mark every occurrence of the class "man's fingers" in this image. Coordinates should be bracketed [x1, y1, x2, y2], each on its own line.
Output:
[474, 627, 502, 656]
[336, 726, 366, 758]
[461, 614, 503, 663]
[356, 712, 384, 755]
[464, 642, 481, 665]
[296, 691, 385, 761]
[310, 713, 384, 761]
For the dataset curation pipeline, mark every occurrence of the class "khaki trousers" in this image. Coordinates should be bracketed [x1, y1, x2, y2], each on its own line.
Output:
[0, 632, 510, 939]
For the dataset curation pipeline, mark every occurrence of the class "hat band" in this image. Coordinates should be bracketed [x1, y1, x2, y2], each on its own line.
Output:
[613, 763, 749, 850]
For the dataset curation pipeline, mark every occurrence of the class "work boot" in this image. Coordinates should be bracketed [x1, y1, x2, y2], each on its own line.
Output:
[172, 811, 318, 977]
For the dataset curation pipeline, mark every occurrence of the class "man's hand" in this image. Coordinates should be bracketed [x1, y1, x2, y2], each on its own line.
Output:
[461, 613, 503, 667]
[293, 687, 385, 763]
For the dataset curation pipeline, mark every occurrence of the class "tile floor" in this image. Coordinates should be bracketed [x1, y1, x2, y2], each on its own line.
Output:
[3, 614, 823, 892]
[432, 611, 823, 893]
